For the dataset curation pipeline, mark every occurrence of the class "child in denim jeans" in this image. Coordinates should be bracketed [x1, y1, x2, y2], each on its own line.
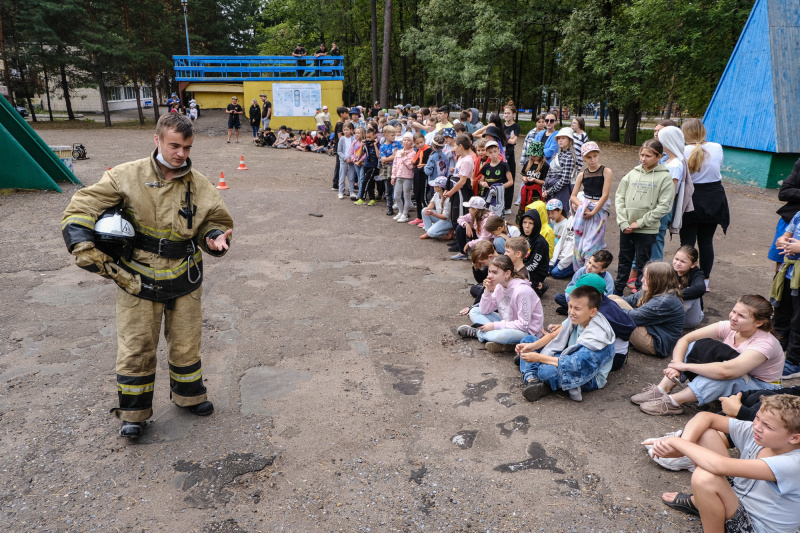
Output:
[516, 283, 616, 403]
[379, 125, 402, 216]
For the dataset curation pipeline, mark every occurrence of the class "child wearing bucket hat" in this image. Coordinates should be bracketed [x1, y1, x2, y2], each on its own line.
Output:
[519, 140, 548, 210]
[542, 127, 575, 216]
[570, 141, 613, 271]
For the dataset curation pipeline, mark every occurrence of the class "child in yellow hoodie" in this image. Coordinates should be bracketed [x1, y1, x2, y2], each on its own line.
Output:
[523, 198, 555, 259]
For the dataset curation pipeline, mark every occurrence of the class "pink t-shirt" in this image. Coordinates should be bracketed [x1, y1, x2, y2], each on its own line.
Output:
[716, 321, 785, 382]
[456, 155, 474, 179]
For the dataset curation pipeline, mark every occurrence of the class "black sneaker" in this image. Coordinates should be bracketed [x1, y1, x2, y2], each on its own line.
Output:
[448, 245, 460, 252]
[457, 325, 478, 338]
[513, 354, 520, 366]
[386, 208, 394, 216]
[536, 281, 549, 297]
[555, 305, 568, 316]
[522, 379, 551, 402]
[119, 421, 143, 438]
[186, 401, 214, 416]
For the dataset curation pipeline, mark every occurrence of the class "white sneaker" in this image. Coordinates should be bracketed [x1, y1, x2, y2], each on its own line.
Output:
[504, 209, 512, 215]
[393, 213, 401, 220]
[397, 215, 409, 223]
[643, 430, 695, 472]
[338, 194, 344, 199]
[514, 200, 521, 206]
[392, 203, 398, 210]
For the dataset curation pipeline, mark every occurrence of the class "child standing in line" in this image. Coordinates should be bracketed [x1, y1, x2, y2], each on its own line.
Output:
[570, 117, 588, 174]
[613, 139, 675, 295]
[476, 140, 513, 219]
[542, 128, 576, 215]
[571, 142, 613, 270]
[420, 176, 454, 240]
[517, 285, 616, 403]
[350, 127, 365, 200]
[355, 127, 380, 205]
[656, 126, 693, 260]
[336, 123, 356, 199]
[445, 134, 476, 236]
[772, 208, 800, 378]
[409, 133, 432, 225]
[458, 255, 544, 354]
[519, 141, 548, 210]
[379, 125, 402, 216]
[472, 139, 489, 197]
[391, 132, 416, 223]
[673, 245, 705, 328]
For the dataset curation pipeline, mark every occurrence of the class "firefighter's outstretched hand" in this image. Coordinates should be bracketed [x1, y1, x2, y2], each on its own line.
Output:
[207, 229, 233, 251]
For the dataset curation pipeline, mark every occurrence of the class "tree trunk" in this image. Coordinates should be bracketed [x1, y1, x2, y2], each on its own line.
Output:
[59, 59, 75, 120]
[664, 98, 673, 119]
[379, 0, 392, 107]
[93, 56, 111, 127]
[609, 106, 620, 143]
[122, 0, 145, 125]
[599, 98, 605, 128]
[578, 84, 585, 116]
[0, 6, 14, 107]
[42, 62, 53, 121]
[370, 0, 378, 103]
[17, 60, 37, 122]
[623, 100, 639, 146]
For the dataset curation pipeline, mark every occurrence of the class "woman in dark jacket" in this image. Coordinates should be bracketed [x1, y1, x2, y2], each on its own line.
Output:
[768, 157, 800, 268]
[249, 99, 262, 142]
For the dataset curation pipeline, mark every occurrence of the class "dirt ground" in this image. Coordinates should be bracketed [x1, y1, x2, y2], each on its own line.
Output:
[1, 111, 796, 532]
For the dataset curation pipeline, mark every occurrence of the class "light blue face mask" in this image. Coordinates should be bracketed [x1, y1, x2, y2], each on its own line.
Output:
[156, 150, 187, 169]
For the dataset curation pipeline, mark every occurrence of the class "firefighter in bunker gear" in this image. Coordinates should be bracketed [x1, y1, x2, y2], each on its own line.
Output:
[61, 114, 233, 438]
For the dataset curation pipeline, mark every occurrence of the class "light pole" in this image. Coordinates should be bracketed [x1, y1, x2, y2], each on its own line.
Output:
[181, 0, 190, 55]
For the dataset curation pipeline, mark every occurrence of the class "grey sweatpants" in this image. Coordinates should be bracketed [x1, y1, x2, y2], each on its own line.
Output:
[394, 178, 413, 217]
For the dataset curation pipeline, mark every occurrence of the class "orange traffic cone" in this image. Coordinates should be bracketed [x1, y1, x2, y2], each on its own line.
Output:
[236, 154, 248, 170]
[216, 172, 229, 190]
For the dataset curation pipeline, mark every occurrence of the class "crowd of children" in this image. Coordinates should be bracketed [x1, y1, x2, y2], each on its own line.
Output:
[316, 105, 800, 532]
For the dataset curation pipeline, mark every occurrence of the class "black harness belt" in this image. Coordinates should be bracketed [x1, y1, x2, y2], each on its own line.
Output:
[134, 234, 195, 258]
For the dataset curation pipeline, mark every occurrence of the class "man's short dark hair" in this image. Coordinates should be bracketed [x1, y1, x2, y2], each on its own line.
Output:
[437, 105, 449, 113]
[155, 113, 193, 139]
[421, 107, 430, 116]
[453, 123, 466, 133]
[569, 286, 602, 310]
[592, 250, 614, 268]
[336, 106, 349, 116]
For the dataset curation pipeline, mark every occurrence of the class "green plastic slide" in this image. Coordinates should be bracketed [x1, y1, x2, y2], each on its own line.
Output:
[0, 95, 82, 192]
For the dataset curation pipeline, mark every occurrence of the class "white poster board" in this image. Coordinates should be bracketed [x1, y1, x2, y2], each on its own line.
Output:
[272, 83, 322, 117]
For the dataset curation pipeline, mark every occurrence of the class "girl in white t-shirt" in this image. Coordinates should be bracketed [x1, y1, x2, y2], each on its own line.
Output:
[631, 295, 785, 416]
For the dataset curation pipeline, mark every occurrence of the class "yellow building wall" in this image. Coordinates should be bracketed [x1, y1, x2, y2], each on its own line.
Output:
[243, 80, 343, 131]
[186, 83, 244, 110]
[184, 80, 343, 132]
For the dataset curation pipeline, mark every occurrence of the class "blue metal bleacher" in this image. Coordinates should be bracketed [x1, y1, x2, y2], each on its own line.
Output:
[173, 55, 344, 82]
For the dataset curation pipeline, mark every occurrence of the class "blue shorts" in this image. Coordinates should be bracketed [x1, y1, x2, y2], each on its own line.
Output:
[768, 218, 789, 263]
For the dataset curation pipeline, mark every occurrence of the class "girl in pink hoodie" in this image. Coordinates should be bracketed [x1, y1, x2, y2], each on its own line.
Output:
[458, 255, 544, 352]
[391, 132, 416, 223]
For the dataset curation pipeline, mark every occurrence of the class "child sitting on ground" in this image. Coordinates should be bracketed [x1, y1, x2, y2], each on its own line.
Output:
[458, 255, 543, 354]
[673, 245, 705, 328]
[554, 250, 614, 314]
[521, 199, 555, 259]
[518, 208, 550, 297]
[631, 294, 784, 416]
[452, 197, 491, 261]
[257, 127, 276, 147]
[505, 236, 532, 281]
[516, 285, 616, 402]
[549, 200, 575, 280]
[610, 261, 685, 358]
[420, 176, 453, 240]
[273, 125, 291, 148]
[484, 216, 521, 254]
[459, 241, 496, 312]
[644, 395, 800, 532]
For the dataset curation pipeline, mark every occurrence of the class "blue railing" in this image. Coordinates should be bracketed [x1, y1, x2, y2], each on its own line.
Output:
[173, 55, 344, 82]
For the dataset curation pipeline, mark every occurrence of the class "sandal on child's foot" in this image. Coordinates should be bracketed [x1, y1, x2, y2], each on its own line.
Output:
[662, 493, 699, 516]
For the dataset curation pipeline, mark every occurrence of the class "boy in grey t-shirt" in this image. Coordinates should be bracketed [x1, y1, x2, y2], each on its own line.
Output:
[644, 395, 800, 533]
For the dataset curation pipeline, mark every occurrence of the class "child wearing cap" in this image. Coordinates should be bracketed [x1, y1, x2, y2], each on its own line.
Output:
[477, 140, 513, 219]
[273, 125, 291, 148]
[420, 176, 453, 240]
[516, 283, 616, 402]
[542, 127, 575, 215]
[548, 199, 575, 280]
[571, 141, 613, 270]
[458, 255, 544, 354]
[452, 197, 491, 261]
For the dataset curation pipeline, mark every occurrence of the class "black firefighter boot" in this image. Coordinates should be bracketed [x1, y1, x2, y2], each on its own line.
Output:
[185, 401, 214, 416]
[119, 421, 143, 438]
